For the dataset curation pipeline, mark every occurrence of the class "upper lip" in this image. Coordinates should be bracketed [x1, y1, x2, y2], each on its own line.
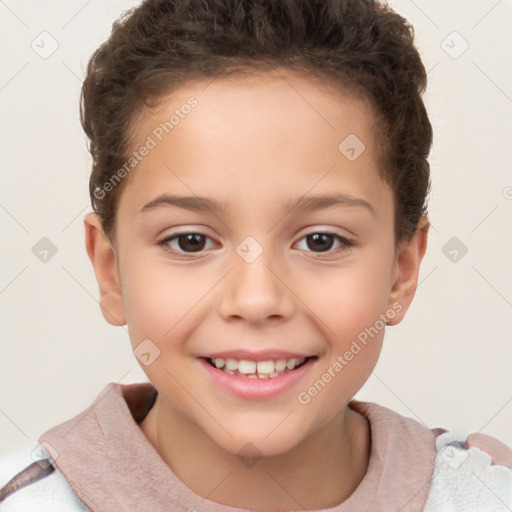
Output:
[200, 350, 317, 362]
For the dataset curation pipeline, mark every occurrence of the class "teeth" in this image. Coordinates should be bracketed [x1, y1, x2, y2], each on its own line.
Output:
[256, 360, 275, 373]
[225, 358, 238, 371]
[214, 358, 225, 369]
[238, 360, 257, 374]
[275, 359, 287, 371]
[286, 358, 297, 370]
[209, 356, 308, 378]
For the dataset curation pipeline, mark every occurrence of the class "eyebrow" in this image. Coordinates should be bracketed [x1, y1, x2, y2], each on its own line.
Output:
[138, 193, 375, 216]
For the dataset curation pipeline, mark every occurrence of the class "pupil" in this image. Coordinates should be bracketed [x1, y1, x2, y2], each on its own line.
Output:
[307, 233, 333, 252]
[180, 234, 205, 252]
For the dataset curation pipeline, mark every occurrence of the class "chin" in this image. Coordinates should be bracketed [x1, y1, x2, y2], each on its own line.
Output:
[210, 427, 306, 461]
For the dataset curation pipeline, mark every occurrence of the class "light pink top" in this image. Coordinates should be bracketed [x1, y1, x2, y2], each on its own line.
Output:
[37, 381, 437, 511]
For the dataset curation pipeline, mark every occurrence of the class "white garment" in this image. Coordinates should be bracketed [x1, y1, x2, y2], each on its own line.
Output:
[423, 430, 512, 511]
[0, 442, 88, 511]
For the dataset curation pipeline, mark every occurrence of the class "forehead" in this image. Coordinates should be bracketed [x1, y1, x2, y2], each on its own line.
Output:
[117, 69, 389, 221]
[134, 69, 376, 148]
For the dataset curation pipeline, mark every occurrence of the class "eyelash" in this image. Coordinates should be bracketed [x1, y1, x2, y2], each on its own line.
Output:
[156, 231, 354, 258]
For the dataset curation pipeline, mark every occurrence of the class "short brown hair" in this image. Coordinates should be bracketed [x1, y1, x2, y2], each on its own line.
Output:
[81, 0, 432, 247]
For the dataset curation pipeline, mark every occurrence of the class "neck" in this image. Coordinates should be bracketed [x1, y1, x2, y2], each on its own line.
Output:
[140, 396, 370, 511]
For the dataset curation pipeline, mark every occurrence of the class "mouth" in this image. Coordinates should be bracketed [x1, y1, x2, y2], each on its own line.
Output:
[202, 355, 317, 378]
[198, 354, 319, 400]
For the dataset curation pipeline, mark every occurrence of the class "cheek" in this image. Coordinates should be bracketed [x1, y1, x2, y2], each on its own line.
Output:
[301, 258, 393, 338]
[298, 276, 386, 425]
[122, 260, 196, 348]
[296, 253, 391, 403]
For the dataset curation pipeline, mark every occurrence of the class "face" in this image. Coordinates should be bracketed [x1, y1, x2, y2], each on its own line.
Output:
[85, 70, 427, 457]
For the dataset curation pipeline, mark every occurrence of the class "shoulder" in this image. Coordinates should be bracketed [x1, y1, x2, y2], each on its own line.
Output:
[0, 443, 89, 511]
[424, 428, 512, 511]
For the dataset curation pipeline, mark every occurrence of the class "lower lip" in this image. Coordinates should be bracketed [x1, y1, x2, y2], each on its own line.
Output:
[197, 357, 317, 400]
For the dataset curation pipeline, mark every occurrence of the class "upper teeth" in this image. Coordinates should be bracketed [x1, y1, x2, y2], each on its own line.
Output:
[212, 357, 306, 375]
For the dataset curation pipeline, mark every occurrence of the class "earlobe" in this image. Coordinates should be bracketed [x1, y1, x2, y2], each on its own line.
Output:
[386, 218, 429, 326]
[84, 212, 127, 326]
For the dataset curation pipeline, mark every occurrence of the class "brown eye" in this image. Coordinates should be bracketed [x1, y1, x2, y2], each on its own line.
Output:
[306, 233, 335, 252]
[158, 232, 216, 255]
[295, 232, 353, 255]
[175, 233, 207, 252]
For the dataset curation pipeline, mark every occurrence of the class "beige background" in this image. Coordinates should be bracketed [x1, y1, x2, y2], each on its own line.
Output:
[1, 0, 511, 455]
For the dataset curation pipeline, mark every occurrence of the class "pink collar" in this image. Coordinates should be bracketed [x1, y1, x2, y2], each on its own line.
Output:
[38, 381, 436, 511]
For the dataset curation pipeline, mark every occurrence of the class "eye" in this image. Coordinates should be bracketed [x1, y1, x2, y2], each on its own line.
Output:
[294, 232, 353, 255]
[157, 230, 353, 258]
[157, 232, 217, 256]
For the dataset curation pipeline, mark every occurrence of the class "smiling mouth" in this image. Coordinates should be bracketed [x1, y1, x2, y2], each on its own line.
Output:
[203, 356, 317, 379]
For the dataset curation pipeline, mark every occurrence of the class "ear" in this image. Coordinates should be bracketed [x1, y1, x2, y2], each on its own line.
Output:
[84, 212, 126, 326]
[386, 217, 429, 326]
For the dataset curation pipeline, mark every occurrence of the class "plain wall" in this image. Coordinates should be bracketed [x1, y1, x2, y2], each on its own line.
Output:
[1, 0, 511, 456]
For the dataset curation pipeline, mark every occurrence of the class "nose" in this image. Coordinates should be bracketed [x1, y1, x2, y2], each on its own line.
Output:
[218, 242, 296, 325]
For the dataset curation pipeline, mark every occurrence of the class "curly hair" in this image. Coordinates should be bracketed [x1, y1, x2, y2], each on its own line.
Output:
[80, 0, 432, 247]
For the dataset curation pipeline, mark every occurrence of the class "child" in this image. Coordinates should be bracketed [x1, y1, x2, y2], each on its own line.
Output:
[1, 0, 511, 510]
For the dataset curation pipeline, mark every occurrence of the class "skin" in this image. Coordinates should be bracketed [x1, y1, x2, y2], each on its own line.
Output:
[84, 69, 428, 510]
